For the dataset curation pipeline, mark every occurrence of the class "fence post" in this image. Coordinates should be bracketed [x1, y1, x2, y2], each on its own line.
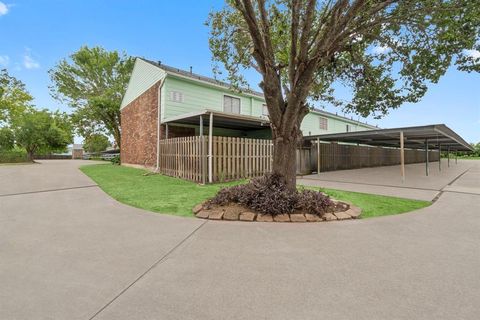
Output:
[316, 138, 320, 175]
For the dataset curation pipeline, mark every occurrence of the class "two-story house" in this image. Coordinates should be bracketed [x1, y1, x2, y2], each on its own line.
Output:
[120, 57, 376, 168]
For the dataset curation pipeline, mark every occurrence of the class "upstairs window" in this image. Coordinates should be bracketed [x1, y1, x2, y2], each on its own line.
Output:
[170, 91, 184, 103]
[319, 117, 328, 130]
[223, 95, 240, 114]
[262, 104, 269, 116]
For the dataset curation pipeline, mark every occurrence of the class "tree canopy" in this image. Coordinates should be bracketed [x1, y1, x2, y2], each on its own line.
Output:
[49, 46, 134, 148]
[13, 109, 73, 160]
[83, 133, 110, 153]
[209, 0, 480, 117]
[0, 127, 14, 151]
[0, 69, 33, 125]
[207, 0, 480, 188]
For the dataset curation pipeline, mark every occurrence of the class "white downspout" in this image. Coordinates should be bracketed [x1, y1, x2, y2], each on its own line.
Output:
[156, 79, 166, 172]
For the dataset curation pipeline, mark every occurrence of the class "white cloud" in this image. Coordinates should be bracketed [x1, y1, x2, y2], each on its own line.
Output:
[0, 55, 9, 67]
[372, 45, 391, 54]
[0, 2, 8, 16]
[23, 50, 40, 69]
[464, 49, 480, 59]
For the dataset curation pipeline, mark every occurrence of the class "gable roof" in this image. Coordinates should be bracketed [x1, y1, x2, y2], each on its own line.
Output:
[131, 57, 376, 128]
[140, 58, 264, 98]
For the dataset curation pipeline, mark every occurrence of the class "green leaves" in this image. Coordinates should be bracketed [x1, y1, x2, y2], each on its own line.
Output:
[0, 126, 14, 151]
[13, 109, 73, 159]
[83, 133, 110, 153]
[208, 0, 480, 118]
[0, 69, 33, 125]
[49, 46, 134, 147]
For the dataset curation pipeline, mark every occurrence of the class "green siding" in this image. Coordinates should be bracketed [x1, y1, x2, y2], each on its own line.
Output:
[301, 111, 374, 136]
[118, 65, 377, 136]
[162, 76, 265, 120]
[122, 58, 376, 137]
[121, 59, 166, 109]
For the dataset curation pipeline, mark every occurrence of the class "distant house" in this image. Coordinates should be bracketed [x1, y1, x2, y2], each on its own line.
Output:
[120, 58, 375, 170]
[71, 144, 83, 159]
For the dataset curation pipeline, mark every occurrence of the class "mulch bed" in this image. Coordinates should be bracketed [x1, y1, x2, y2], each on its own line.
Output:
[192, 200, 362, 222]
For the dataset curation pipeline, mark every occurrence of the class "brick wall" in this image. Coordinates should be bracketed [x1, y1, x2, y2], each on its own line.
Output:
[121, 81, 195, 168]
[72, 149, 83, 159]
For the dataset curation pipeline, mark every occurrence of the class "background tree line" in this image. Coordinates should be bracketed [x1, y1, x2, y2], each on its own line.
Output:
[0, 46, 133, 162]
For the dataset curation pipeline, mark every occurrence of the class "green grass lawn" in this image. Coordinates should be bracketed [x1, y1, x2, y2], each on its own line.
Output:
[81, 164, 431, 218]
[80, 164, 243, 217]
[303, 187, 431, 218]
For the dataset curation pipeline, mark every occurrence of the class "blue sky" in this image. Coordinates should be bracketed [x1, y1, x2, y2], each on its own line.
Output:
[1, 0, 479, 143]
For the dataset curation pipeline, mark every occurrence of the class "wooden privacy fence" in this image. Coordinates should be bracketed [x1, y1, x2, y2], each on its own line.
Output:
[157, 136, 440, 183]
[157, 136, 273, 183]
[308, 143, 439, 173]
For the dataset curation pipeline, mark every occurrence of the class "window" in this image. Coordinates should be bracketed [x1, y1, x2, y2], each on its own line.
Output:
[346, 124, 351, 132]
[170, 91, 184, 103]
[223, 95, 240, 114]
[262, 104, 269, 116]
[319, 117, 328, 130]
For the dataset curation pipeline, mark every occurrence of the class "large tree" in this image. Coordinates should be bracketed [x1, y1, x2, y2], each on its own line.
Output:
[13, 109, 73, 161]
[83, 133, 110, 153]
[0, 69, 32, 125]
[208, 0, 480, 189]
[49, 46, 134, 148]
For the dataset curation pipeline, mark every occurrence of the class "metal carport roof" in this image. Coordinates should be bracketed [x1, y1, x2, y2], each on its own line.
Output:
[305, 124, 473, 152]
[162, 109, 270, 131]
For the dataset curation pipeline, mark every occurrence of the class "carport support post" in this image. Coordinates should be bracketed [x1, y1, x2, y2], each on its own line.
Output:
[447, 146, 450, 167]
[316, 138, 320, 175]
[425, 139, 429, 176]
[438, 144, 441, 171]
[400, 131, 405, 182]
[208, 112, 213, 183]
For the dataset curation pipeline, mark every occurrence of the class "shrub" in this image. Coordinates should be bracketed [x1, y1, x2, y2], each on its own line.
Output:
[208, 173, 333, 216]
[0, 149, 29, 163]
[110, 155, 120, 165]
[296, 189, 333, 215]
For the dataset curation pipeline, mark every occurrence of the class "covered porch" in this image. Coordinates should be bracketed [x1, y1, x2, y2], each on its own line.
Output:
[159, 110, 273, 184]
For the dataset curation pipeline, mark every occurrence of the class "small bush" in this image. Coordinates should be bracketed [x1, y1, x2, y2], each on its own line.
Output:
[0, 149, 29, 163]
[208, 173, 333, 216]
[296, 189, 333, 215]
[110, 155, 121, 165]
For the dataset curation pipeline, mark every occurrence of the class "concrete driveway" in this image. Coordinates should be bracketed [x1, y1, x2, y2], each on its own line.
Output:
[1, 160, 479, 319]
[298, 159, 479, 201]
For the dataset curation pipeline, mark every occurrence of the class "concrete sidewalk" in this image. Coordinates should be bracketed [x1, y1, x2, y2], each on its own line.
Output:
[298, 159, 477, 200]
[1, 160, 480, 319]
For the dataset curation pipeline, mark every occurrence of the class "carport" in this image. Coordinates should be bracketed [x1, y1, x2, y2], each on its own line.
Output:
[305, 124, 473, 182]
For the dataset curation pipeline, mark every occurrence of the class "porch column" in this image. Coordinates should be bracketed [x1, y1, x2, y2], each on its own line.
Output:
[165, 123, 169, 139]
[400, 131, 405, 182]
[316, 138, 320, 175]
[425, 139, 429, 176]
[208, 112, 213, 183]
[456, 151, 458, 164]
[200, 116, 205, 184]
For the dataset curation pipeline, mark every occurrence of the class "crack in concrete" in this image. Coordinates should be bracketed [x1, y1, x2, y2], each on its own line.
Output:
[0, 185, 98, 198]
[88, 220, 208, 320]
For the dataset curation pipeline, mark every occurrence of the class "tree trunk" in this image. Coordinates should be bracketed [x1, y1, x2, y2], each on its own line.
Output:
[272, 135, 298, 190]
[112, 126, 121, 150]
[27, 150, 35, 162]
